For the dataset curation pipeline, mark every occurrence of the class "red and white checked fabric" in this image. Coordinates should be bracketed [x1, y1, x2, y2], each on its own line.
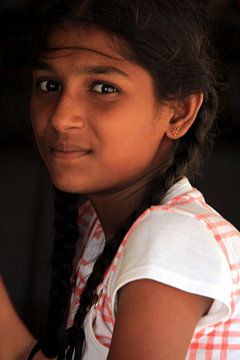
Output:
[67, 178, 240, 359]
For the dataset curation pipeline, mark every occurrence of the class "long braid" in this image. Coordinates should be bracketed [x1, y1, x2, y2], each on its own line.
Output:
[28, 189, 80, 359]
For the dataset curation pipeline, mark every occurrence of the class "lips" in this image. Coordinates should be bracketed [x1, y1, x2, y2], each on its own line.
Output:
[47, 143, 92, 159]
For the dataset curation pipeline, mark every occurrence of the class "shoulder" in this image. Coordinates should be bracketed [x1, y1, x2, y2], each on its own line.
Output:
[121, 180, 240, 278]
[119, 205, 232, 292]
[108, 184, 236, 323]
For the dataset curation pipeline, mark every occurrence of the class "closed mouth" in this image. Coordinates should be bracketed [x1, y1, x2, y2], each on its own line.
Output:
[48, 147, 92, 159]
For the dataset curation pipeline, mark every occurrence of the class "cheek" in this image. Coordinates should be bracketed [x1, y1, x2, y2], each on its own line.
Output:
[30, 98, 40, 131]
[99, 110, 160, 154]
[99, 126, 160, 172]
[30, 100, 48, 139]
[95, 109, 167, 179]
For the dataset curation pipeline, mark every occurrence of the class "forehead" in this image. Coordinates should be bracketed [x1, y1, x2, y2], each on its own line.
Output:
[43, 24, 129, 61]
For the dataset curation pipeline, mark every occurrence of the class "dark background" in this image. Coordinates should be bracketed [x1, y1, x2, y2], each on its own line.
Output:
[0, 0, 239, 337]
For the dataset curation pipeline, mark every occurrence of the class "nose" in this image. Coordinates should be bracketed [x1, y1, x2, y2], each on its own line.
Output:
[50, 93, 86, 132]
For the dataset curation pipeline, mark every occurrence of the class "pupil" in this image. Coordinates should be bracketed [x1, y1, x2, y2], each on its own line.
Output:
[48, 81, 57, 91]
[103, 85, 115, 93]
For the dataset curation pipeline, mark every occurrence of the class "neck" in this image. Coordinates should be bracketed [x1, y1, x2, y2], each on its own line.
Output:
[87, 165, 169, 241]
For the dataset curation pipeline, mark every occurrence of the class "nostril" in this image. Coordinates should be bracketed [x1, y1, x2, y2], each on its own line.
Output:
[76, 116, 86, 129]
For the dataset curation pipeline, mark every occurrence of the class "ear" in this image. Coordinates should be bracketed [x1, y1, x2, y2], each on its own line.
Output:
[165, 93, 204, 140]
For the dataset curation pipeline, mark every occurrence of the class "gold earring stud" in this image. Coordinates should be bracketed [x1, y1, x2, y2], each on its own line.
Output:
[170, 128, 180, 136]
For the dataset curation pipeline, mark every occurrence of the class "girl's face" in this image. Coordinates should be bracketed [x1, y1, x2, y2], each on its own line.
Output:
[30, 25, 174, 195]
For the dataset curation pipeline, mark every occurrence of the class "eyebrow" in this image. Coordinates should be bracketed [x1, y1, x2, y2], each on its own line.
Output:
[33, 61, 129, 78]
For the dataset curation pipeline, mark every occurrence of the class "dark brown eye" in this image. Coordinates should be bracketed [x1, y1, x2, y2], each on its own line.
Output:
[38, 80, 62, 92]
[92, 83, 118, 94]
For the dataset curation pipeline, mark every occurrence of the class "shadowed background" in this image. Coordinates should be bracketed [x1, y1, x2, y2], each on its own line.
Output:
[0, 0, 239, 337]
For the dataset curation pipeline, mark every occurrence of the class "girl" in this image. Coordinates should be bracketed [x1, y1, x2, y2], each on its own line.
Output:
[24, 0, 240, 359]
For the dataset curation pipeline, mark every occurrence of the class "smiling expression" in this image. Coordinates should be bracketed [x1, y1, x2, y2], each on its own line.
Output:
[30, 25, 175, 195]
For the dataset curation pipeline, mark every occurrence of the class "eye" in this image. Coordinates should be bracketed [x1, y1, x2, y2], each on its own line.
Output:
[92, 82, 119, 95]
[36, 79, 62, 92]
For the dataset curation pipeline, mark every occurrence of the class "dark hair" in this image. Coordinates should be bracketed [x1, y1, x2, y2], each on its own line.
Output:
[28, 1, 219, 359]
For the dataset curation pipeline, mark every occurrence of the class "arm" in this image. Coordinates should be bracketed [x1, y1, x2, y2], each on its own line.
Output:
[0, 277, 36, 360]
[107, 279, 212, 360]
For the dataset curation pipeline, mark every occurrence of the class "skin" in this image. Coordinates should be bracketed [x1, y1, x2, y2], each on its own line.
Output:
[109, 281, 212, 360]
[27, 25, 212, 359]
[0, 277, 35, 360]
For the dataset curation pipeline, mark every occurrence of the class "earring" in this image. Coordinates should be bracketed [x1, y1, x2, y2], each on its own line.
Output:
[170, 127, 180, 136]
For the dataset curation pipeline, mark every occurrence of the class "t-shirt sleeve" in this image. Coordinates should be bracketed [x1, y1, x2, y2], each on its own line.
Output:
[110, 209, 233, 331]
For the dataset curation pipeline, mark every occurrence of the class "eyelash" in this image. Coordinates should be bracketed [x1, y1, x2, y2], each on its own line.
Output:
[34, 79, 120, 95]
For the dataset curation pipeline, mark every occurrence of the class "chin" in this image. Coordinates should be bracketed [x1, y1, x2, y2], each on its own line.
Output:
[51, 176, 82, 194]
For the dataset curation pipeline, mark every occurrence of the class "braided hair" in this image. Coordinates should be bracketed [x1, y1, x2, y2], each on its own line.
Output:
[28, 0, 219, 358]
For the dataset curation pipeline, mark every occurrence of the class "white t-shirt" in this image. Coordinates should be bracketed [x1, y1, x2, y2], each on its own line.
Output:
[68, 178, 240, 359]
